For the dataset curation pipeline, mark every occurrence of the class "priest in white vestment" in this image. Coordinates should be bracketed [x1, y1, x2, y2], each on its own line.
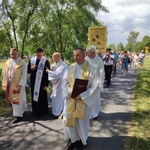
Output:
[86, 45, 104, 119]
[46, 52, 67, 118]
[62, 47, 99, 150]
[2, 48, 27, 123]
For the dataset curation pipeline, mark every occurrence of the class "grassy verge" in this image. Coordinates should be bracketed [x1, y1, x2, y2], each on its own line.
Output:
[125, 55, 150, 150]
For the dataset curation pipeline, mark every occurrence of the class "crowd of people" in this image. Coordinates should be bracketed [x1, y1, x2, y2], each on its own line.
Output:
[102, 49, 146, 86]
[1, 47, 145, 150]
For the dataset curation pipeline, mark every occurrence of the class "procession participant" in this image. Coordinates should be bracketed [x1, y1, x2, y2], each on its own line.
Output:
[133, 52, 139, 68]
[2, 48, 27, 123]
[62, 47, 99, 150]
[85, 45, 104, 119]
[112, 49, 119, 74]
[139, 50, 146, 67]
[46, 52, 67, 118]
[121, 51, 130, 76]
[102, 48, 114, 88]
[28, 48, 50, 116]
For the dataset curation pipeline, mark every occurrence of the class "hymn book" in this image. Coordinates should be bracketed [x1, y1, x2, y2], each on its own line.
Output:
[71, 78, 88, 98]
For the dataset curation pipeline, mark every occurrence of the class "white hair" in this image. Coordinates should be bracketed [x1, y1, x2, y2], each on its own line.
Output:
[86, 45, 96, 52]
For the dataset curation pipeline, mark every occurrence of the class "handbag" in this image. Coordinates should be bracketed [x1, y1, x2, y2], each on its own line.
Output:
[128, 58, 131, 63]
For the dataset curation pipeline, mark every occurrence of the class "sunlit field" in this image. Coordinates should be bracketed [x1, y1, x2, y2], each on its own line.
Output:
[125, 55, 150, 150]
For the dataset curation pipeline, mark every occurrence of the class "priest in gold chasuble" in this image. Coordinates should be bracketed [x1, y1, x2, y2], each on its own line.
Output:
[62, 47, 99, 149]
[2, 48, 27, 123]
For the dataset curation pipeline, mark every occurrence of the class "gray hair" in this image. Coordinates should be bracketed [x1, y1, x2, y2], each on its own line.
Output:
[86, 45, 96, 52]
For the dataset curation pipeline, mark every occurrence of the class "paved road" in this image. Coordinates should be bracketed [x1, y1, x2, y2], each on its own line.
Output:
[0, 68, 136, 150]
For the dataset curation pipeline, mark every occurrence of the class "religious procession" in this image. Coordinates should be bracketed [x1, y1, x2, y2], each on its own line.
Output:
[1, 44, 146, 150]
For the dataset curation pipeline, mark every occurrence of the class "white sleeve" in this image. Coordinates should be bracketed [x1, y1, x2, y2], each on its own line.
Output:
[62, 68, 72, 99]
[19, 62, 27, 86]
[48, 64, 67, 80]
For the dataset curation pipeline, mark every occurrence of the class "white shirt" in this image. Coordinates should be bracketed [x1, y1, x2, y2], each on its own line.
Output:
[103, 54, 114, 65]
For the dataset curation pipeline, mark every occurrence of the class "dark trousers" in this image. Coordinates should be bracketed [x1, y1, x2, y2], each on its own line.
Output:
[104, 65, 113, 86]
[113, 61, 117, 73]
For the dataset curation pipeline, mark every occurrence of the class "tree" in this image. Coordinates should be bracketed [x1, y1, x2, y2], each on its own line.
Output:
[134, 41, 143, 52]
[0, 27, 10, 58]
[36, 0, 109, 57]
[108, 44, 115, 50]
[0, 0, 109, 60]
[126, 31, 140, 51]
[141, 35, 150, 48]
[0, 0, 38, 58]
[125, 43, 132, 51]
[116, 42, 124, 51]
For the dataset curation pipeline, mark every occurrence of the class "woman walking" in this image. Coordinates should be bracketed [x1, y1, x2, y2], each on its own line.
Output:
[121, 51, 130, 76]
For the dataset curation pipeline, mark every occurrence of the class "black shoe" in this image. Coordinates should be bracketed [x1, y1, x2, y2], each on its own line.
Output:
[77, 140, 85, 150]
[13, 117, 22, 124]
[52, 114, 59, 119]
[66, 140, 79, 150]
[93, 116, 98, 120]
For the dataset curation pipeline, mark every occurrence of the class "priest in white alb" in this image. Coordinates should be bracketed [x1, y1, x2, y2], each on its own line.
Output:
[2, 48, 27, 123]
[62, 47, 99, 150]
[86, 45, 104, 119]
[46, 52, 67, 118]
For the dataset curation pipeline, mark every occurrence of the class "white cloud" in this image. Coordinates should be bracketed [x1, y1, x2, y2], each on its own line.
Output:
[97, 0, 150, 46]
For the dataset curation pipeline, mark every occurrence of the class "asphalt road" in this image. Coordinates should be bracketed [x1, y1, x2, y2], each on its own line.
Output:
[0, 67, 136, 150]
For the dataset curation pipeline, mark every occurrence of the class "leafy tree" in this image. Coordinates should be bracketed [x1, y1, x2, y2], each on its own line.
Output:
[125, 43, 132, 51]
[36, 0, 109, 58]
[0, 27, 10, 58]
[0, 0, 38, 58]
[126, 30, 140, 51]
[0, 0, 109, 61]
[116, 42, 124, 51]
[108, 44, 115, 50]
[141, 35, 150, 49]
[134, 41, 143, 52]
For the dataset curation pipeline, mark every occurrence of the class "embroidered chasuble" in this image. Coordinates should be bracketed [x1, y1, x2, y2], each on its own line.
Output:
[2, 59, 24, 104]
[66, 61, 90, 127]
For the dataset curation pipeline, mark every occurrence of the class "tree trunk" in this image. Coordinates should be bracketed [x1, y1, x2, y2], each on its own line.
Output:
[5, 3, 18, 49]
[2, 21, 13, 48]
[21, 8, 35, 58]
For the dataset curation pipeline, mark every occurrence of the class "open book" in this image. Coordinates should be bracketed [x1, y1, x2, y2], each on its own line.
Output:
[71, 78, 88, 98]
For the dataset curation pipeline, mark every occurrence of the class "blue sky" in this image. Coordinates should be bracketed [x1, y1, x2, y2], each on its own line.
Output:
[96, 0, 150, 46]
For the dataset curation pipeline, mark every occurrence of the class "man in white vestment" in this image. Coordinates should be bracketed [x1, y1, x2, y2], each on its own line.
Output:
[62, 47, 99, 150]
[2, 48, 27, 123]
[86, 45, 104, 119]
[46, 52, 67, 118]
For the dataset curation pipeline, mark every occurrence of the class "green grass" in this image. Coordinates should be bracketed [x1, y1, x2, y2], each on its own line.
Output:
[125, 55, 150, 150]
[0, 60, 5, 70]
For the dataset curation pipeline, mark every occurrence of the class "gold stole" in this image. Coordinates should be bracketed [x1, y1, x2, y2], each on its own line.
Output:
[3, 59, 24, 104]
[66, 61, 90, 127]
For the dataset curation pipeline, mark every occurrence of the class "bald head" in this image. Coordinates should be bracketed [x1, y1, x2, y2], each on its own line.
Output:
[52, 52, 61, 63]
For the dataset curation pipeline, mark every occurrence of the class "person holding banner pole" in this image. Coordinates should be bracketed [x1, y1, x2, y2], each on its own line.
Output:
[28, 48, 50, 117]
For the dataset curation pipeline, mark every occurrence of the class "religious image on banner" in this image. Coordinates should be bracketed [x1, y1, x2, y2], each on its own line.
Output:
[88, 26, 107, 53]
